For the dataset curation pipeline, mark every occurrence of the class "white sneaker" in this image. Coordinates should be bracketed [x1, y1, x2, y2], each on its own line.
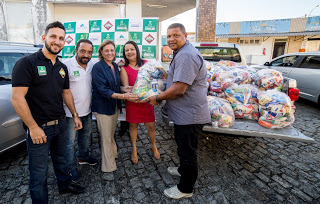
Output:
[167, 167, 181, 176]
[164, 185, 193, 199]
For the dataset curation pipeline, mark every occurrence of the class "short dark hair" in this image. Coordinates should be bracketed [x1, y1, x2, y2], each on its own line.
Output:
[167, 23, 186, 33]
[76, 39, 93, 50]
[44, 21, 65, 35]
[123, 41, 144, 67]
[98, 40, 115, 61]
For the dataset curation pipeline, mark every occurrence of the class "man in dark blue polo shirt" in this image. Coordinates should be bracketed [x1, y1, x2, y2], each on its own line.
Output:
[11, 21, 85, 204]
[148, 23, 211, 199]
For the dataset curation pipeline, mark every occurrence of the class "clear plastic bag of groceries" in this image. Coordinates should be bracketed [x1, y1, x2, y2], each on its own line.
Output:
[213, 68, 252, 92]
[255, 69, 283, 91]
[257, 90, 294, 128]
[207, 96, 235, 128]
[236, 65, 259, 83]
[133, 61, 167, 101]
[225, 84, 260, 120]
[205, 61, 227, 83]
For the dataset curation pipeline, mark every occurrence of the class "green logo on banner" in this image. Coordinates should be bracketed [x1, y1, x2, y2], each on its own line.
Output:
[62, 46, 75, 58]
[37, 66, 47, 76]
[116, 45, 124, 58]
[129, 32, 142, 45]
[73, 71, 80, 77]
[143, 19, 157, 32]
[89, 20, 102, 32]
[101, 32, 115, 42]
[75, 33, 89, 44]
[115, 19, 129, 32]
[92, 45, 99, 58]
[142, 46, 156, 59]
[65, 22, 76, 34]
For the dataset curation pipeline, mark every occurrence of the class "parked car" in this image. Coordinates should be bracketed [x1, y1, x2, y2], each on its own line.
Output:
[0, 42, 41, 153]
[252, 51, 320, 104]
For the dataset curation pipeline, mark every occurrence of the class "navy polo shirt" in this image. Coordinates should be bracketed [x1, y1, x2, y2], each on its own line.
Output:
[12, 49, 69, 125]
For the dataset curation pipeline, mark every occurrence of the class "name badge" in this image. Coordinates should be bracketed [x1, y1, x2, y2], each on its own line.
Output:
[74, 71, 80, 77]
[37, 66, 47, 76]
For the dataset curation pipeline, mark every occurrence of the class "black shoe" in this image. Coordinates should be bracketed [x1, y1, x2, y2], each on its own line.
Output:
[59, 183, 86, 194]
[78, 157, 98, 165]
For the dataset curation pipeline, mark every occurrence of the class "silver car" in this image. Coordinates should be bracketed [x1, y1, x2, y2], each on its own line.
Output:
[0, 42, 40, 153]
[253, 52, 320, 104]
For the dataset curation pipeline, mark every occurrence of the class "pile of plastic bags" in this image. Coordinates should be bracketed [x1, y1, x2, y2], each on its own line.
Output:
[205, 60, 294, 129]
[207, 96, 235, 128]
[133, 61, 167, 101]
[257, 90, 295, 129]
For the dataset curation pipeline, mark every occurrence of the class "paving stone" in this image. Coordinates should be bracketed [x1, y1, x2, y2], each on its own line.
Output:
[268, 182, 288, 195]
[281, 174, 299, 186]
[291, 189, 313, 202]
[271, 175, 292, 188]
[214, 192, 229, 204]
[243, 162, 256, 173]
[300, 183, 320, 199]
[255, 172, 271, 183]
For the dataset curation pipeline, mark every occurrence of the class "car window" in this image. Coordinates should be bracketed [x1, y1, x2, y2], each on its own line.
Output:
[271, 55, 299, 67]
[0, 53, 25, 81]
[299, 56, 320, 69]
[196, 47, 242, 62]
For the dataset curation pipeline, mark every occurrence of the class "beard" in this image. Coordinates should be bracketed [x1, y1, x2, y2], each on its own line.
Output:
[76, 55, 90, 65]
[45, 41, 63, 55]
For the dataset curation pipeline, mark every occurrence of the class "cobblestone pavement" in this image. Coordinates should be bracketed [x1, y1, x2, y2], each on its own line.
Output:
[1, 98, 320, 204]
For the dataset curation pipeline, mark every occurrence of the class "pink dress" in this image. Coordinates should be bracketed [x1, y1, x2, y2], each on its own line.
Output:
[123, 65, 155, 123]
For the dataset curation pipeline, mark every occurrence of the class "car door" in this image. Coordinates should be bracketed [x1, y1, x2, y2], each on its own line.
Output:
[0, 52, 27, 152]
[288, 55, 320, 102]
[269, 55, 300, 77]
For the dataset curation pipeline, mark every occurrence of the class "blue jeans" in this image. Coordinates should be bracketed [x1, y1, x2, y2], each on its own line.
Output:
[26, 118, 71, 204]
[65, 113, 92, 172]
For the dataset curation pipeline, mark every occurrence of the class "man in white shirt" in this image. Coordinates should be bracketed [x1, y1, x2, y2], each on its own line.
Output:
[63, 39, 97, 181]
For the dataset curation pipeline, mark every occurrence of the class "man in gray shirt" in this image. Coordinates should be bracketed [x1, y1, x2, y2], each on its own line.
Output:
[148, 23, 210, 199]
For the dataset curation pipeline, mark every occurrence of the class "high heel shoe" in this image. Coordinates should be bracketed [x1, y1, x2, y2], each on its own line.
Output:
[150, 146, 160, 160]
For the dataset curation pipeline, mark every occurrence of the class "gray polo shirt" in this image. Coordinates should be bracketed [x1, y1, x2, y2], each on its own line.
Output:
[165, 40, 211, 125]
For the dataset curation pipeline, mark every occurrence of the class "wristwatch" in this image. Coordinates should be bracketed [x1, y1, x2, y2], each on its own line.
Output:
[156, 95, 162, 104]
[72, 112, 79, 118]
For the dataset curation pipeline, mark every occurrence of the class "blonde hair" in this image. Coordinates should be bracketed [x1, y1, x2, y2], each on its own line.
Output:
[98, 40, 116, 61]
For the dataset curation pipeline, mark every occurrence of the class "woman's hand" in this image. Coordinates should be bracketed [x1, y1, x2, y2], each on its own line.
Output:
[121, 85, 133, 93]
[124, 93, 140, 103]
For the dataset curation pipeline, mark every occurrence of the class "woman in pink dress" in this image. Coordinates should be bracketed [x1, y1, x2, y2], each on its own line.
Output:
[120, 41, 160, 164]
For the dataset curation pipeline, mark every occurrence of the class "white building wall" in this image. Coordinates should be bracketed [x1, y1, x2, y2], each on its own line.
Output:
[52, 3, 121, 22]
[126, 0, 141, 17]
[5, 1, 34, 43]
[241, 38, 276, 65]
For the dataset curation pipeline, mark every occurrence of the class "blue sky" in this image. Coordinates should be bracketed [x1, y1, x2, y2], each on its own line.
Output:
[161, 0, 320, 34]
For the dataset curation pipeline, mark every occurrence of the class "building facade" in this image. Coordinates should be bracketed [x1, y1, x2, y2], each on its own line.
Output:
[216, 16, 320, 65]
